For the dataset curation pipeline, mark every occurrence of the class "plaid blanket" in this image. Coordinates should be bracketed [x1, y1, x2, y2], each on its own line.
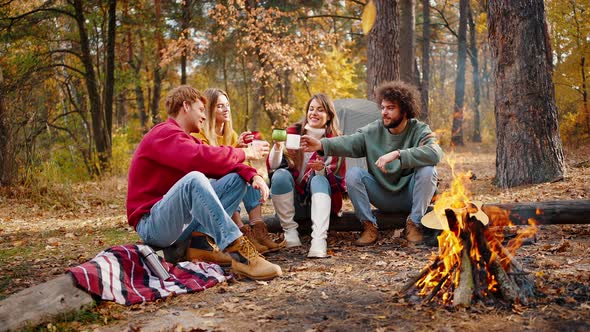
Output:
[68, 244, 228, 305]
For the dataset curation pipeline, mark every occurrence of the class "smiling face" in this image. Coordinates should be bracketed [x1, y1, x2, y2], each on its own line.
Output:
[186, 99, 206, 133]
[215, 94, 231, 124]
[306, 98, 330, 129]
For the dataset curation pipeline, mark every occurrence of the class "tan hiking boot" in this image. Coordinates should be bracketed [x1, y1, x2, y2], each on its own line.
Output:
[240, 225, 269, 254]
[355, 221, 378, 246]
[251, 221, 283, 252]
[405, 218, 424, 243]
[225, 236, 283, 280]
[186, 232, 232, 266]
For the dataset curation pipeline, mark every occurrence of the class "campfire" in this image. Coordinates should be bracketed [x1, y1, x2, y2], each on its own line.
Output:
[403, 170, 538, 308]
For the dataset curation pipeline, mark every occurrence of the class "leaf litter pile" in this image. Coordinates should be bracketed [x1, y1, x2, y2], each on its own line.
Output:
[0, 144, 589, 331]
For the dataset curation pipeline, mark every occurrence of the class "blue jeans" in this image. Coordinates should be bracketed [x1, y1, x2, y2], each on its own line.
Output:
[270, 168, 330, 218]
[239, 185, 262, 213]
[136, 171, 246, 251]
[345, 166, 437, 226]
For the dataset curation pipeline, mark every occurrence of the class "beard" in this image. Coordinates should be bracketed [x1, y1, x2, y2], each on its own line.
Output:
[383, 111, 405, 129]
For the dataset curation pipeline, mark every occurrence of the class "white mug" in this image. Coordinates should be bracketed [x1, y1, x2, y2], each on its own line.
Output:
[285, 134, 301, 149]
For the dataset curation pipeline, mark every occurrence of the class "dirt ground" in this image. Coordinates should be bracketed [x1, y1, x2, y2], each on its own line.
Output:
[1, 144, 589, 331]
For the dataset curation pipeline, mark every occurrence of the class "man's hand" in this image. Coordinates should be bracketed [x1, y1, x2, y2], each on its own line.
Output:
[251, 175, 269, 202]
[375, 150, 400, 173]
[237, 131, 253, 147]
[243, 141, 270, 160]
[301, 135, 323, 152]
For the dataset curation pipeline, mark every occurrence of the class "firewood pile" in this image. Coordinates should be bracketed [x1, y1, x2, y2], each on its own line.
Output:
[403, 172, 537, 308]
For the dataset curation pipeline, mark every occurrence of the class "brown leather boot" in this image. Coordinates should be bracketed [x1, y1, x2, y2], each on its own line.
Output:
[240, 225, 269, 254]
[355, 221, 378, 246]
[186, 232, 232, 266]
[225, 236, 283, 280]
[251, 221, 283, 252]
[405, 218, 424, 243]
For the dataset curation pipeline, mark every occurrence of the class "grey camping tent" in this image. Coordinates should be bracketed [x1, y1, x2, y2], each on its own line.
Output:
[333, 98, 381, 171]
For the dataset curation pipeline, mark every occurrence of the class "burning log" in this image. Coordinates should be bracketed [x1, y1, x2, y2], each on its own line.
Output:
[453, 248, 474, 307]
[401, 258, 441, 293]
[404, 207, 536, 308]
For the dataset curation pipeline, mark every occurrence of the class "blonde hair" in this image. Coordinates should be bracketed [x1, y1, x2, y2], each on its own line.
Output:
[291, 93, 341, 170]
[164, 85, 206, 116]
[202, 88, 234, 146]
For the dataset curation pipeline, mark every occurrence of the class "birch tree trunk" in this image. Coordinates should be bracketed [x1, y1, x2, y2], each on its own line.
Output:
[487, 0, 565, 188]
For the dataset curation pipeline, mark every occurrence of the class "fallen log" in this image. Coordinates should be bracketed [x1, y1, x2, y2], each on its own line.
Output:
[0, 274, 94, 332]
[256, 200, 590, 233]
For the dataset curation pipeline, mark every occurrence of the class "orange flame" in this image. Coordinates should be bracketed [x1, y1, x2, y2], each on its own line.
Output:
[414, 156, 538, 305]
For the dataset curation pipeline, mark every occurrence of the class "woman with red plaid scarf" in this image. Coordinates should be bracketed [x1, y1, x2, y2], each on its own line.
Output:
[268, 93, 346, 258]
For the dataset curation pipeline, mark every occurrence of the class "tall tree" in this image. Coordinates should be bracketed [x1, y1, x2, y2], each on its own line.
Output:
[487, 0, 565, 188]
[451, 0, 468, 146]
[420, 0, 431, 123]
[366, 0, 400, 101]
[0, 65, 13, 185]
[72, 0, 114, 172]
[150, 0, 164, 126]
[467, 1, 482, 142]
[400, 0, 415, 84]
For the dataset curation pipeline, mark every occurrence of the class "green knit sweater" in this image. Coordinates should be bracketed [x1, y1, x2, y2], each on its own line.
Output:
[321, 118, 443, 193]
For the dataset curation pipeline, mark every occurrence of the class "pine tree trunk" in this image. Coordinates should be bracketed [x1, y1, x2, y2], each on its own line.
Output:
[400, 0, 415, 84]
[467, 1, 481, 142]
[451, 0, 468, 146]
[420, 0, 430, 123]
[367, 0, 400, 101]
[487, 0, 565, 188]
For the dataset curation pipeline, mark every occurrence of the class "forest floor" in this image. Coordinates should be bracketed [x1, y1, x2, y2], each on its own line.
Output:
[1, 143, 590, 331]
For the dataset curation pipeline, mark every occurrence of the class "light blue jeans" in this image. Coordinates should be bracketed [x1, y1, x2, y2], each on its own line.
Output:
[239, 186, 262, 213]
[270, 168, 330, 218]
[136, 171, 246, 251]
[346, 166, 437, 227]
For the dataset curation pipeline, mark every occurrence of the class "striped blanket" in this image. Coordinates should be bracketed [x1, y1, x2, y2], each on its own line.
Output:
[68, 244, 228, 305]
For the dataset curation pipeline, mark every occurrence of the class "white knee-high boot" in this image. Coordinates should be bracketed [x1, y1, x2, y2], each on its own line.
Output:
[272, 191, 301, 247]
[307, 193, 331, 258]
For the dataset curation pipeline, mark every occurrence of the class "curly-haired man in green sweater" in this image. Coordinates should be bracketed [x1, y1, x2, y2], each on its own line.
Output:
[302, 80, 443, 245]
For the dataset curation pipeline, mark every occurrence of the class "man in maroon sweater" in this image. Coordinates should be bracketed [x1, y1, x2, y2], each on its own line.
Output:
[127, 85, 281, 280]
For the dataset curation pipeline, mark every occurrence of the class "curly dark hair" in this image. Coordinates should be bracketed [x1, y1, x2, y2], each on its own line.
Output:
[375, 80, 421, 119]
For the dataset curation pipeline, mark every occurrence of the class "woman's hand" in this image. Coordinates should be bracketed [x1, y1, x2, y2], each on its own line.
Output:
[307, 158, 325, 172]
[237, 131, 253, 148]
[375, 150, 400, 173]
[251, 175, 269, 202]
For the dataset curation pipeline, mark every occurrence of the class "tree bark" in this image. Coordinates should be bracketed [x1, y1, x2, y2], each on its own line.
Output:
[467, 1, 482, 142]
[0, 274, 94, 332]
[420, 0, 431, 123]
[151, 0, 164, 126]
[400, 0, 415, 84]
[0, 65, 15, 186]
[103, 0, 116, 159]
[487, 0, 565, 188]
[366, 0, 400, 101]
[73, 0, 108, 174]
[451, 0, 468, 146]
